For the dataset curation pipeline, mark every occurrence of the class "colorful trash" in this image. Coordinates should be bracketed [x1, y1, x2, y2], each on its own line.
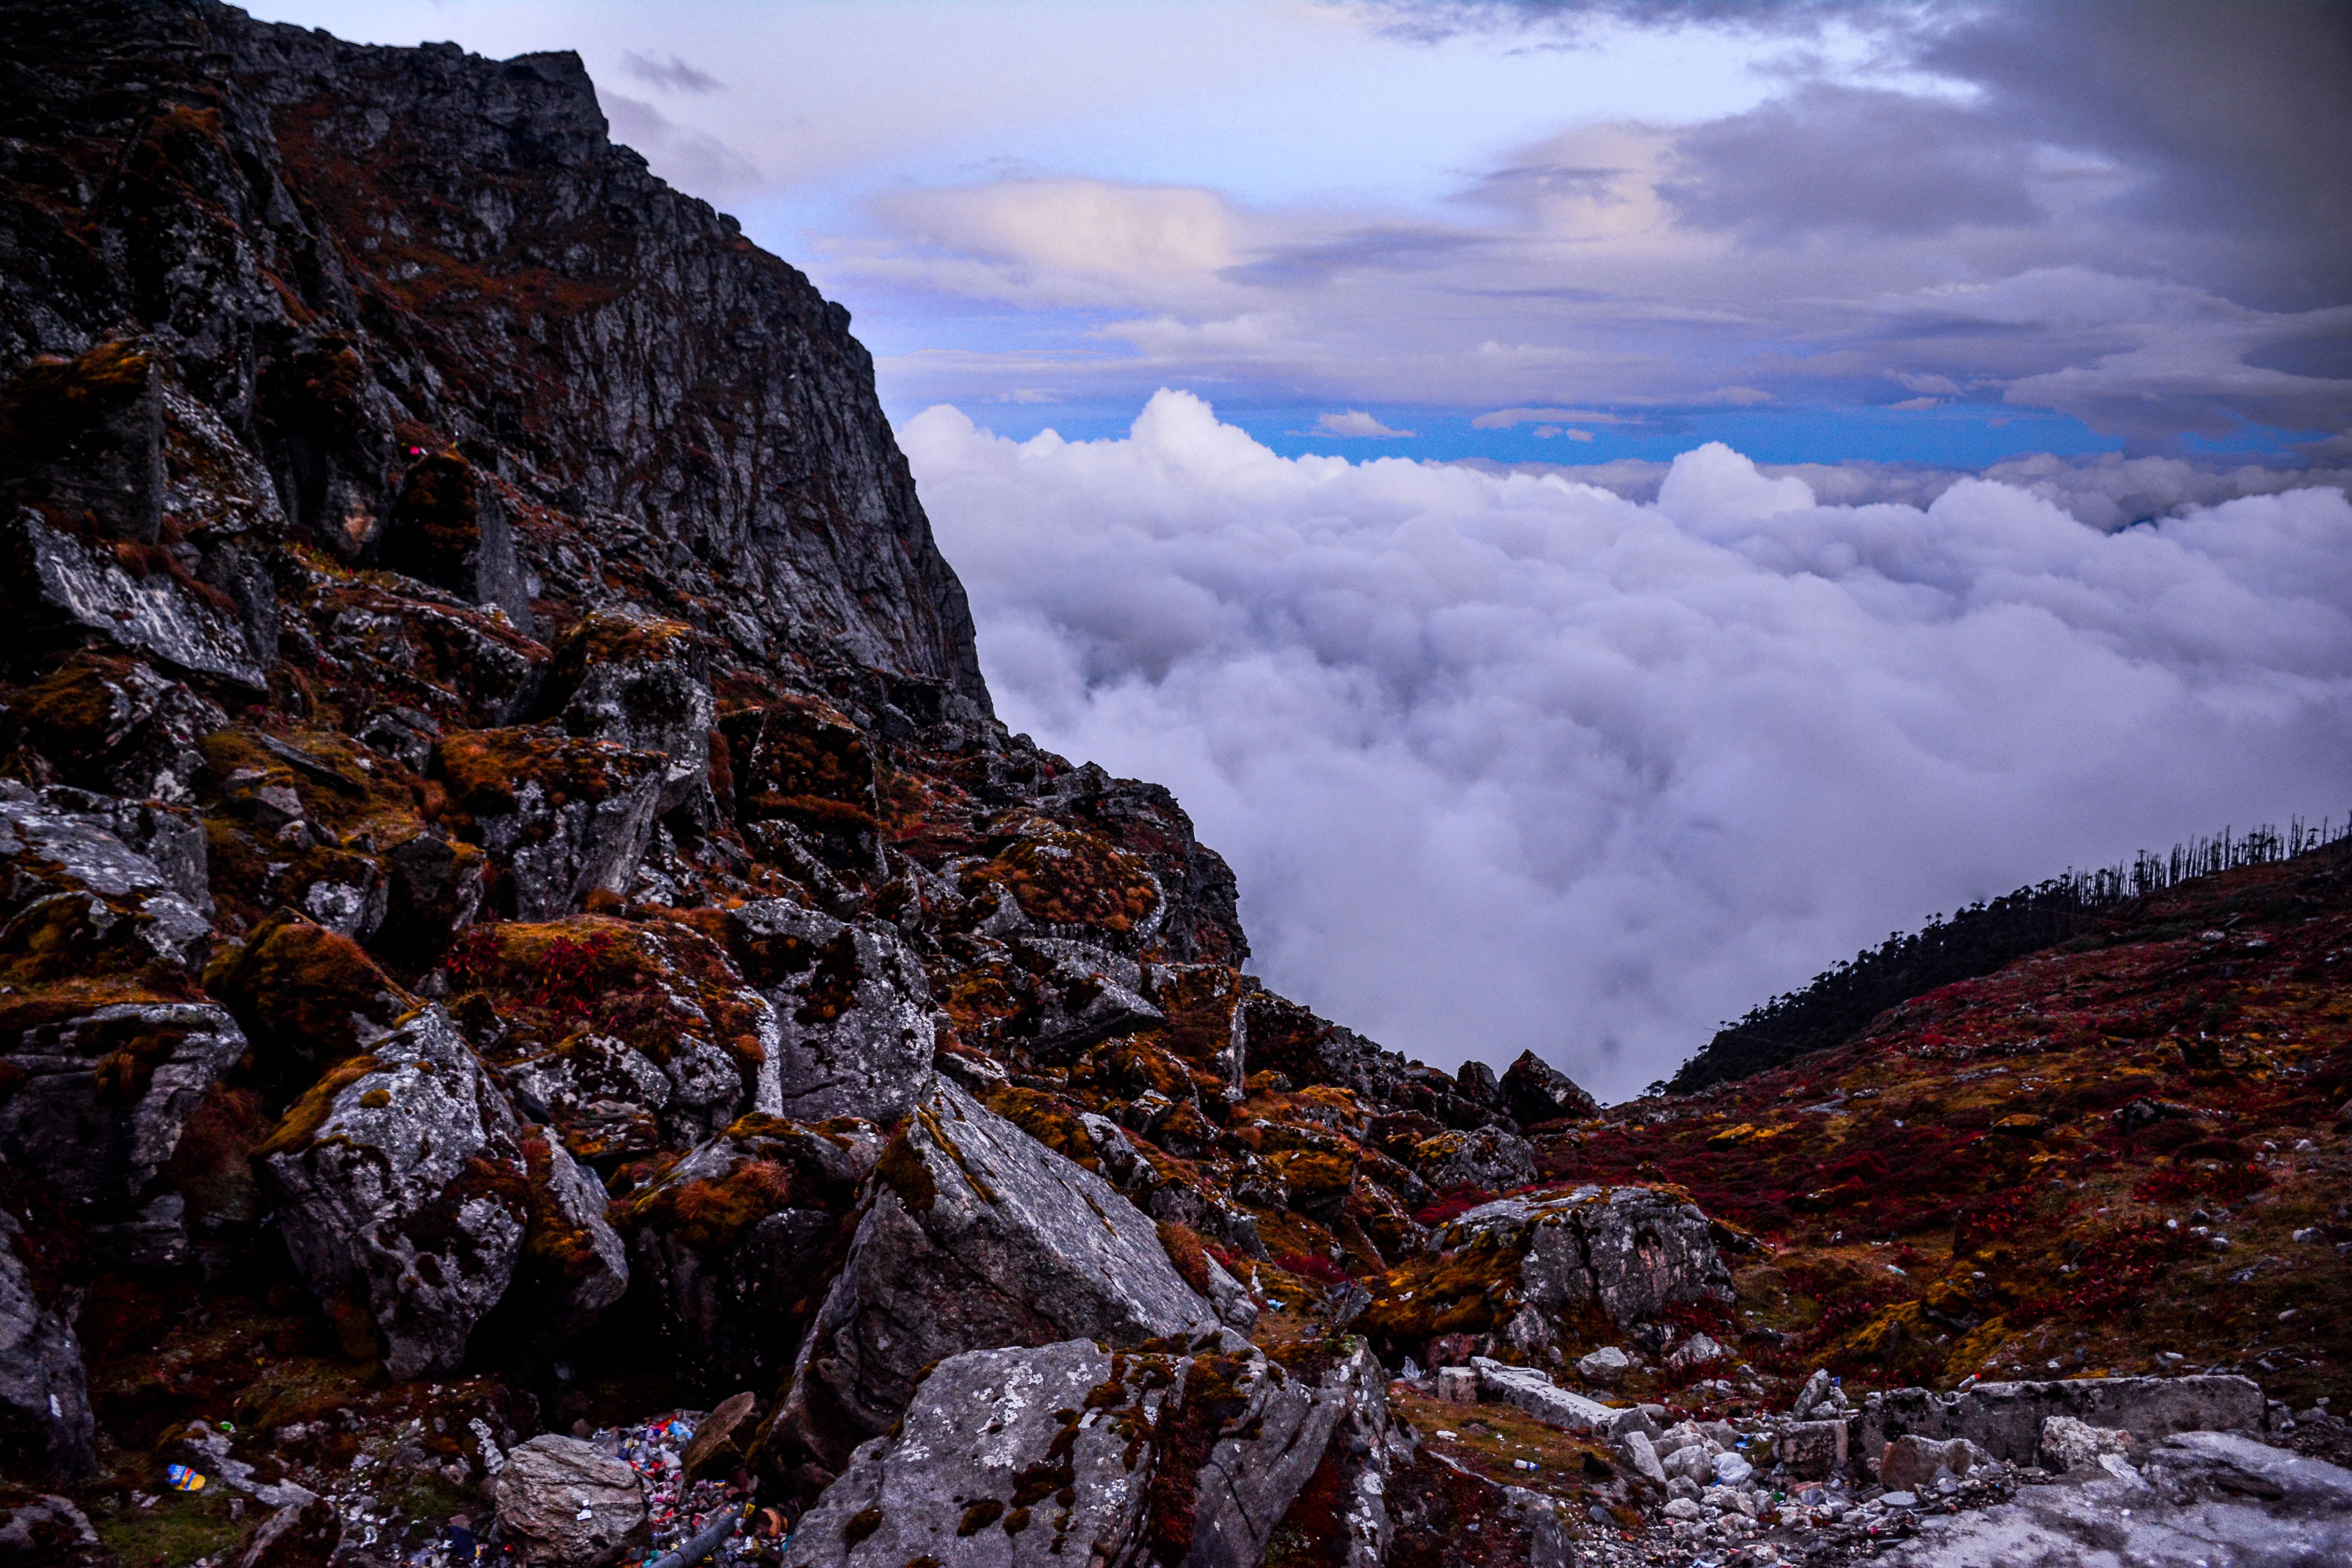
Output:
[165, 1463, 206, 1492]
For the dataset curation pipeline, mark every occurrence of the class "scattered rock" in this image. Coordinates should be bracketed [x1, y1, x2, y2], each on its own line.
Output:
[1776, 1419, 1849, 1481]
[1576, 1345, 1633, 1386]
[1617, 1429, 1669, 1486]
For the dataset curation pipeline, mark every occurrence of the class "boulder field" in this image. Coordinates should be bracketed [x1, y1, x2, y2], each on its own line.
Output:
[0, 4, 2347, 1568]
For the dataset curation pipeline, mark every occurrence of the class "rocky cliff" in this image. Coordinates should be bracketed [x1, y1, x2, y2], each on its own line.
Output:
[2, 5, 2345, 1568]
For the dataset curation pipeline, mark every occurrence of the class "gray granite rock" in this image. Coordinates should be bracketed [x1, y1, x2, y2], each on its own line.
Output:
[1882, 1431, 2352, 1568]
[730, 900, 937, 1124]
[0, 1210, 95, 1481]
[0, 999, 246, 1212]
[786, 1340, 1179, 1568]
[1407, 1126, 1536, 1194]
[1184, 1341, 1400, 1568]
[493, 1434, 649, 1568]
[766, 1079, 1217, 1481]
[1442, 1185, 1735, 1339]
[7, 508, 267, 691]
[258, 1005, 626, 1377]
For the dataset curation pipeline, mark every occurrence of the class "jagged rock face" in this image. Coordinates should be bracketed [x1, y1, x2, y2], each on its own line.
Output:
[0, 0, 989, 707]
[766, 1080, 1217, 1482]
[0, 7, 1822, 1558]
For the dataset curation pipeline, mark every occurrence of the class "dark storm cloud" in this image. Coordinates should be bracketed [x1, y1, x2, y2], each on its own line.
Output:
[1658, 84, 2038, 239]
[1920, 1, 2352, 312]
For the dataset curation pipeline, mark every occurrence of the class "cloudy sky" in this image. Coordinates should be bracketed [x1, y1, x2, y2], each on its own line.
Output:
[258, 0, 2352, 1097]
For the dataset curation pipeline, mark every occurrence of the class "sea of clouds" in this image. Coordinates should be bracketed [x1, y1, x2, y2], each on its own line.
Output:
[907, 391, 2352, 1100]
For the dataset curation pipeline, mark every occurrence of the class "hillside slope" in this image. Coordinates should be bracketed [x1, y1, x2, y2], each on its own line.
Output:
[1530, 837, 2352, 1407]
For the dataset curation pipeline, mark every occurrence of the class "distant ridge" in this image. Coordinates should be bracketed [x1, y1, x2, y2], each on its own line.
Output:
[1662, 813, 2352, 1094]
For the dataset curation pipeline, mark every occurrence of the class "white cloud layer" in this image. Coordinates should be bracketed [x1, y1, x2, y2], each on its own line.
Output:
[907, 391, 2352, 1099]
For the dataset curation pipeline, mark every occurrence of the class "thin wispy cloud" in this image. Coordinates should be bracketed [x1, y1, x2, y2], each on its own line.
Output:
[621, 49, 723, 93]
[1310, 410, 1416, 438]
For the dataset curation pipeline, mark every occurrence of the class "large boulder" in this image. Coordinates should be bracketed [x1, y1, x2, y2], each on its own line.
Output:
[540, 612, 717, 817]
[0, 781, 214, 980]
[1405, 1126, 1535, 1194]
[786, 1337, 1403, 1568]
[376, 451, 534, 635]
[1, 652, 226, 805]
[5, 507, 266, 692]
[621, 1114, 883, 1394]
[785, 1339, 1181, 1568]
[203, 915, 415, 1080]
[492, 1434, 649, 1568]
[1470, 1357, 1648, 1440]
[431, 728, 669, 920]
[764, 1080, 1218, 1481]
[0, 1211, 95, 1481]
[729, 900, 938, 1124]
[1497, 1051, 1597, 1128]
[1439, 1185, 1740, 1345]
[1175, 1339, 1401, 1568]
[256, 1006, 626, 1376]
[1009, 938, 1165, 1058]
[0, 998, 246, 1216]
